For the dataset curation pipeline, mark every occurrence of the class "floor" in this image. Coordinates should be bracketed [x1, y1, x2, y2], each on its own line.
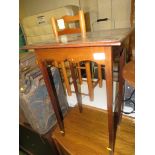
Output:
[66, 79, 135, 118]
[52, 106, 135, 155]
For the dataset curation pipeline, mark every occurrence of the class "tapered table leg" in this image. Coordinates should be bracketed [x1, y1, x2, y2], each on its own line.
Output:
[105, 47, 114, 155]
[38, 59, 64, 133]
[118, 49, 126, 123]
[69, 61, 82, 113]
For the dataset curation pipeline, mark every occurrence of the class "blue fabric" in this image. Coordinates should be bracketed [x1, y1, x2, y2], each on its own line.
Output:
[20, 67, 68, 134]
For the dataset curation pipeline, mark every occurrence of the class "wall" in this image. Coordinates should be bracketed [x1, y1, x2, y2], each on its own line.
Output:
[19, 0, 132, 30]
[97, 0, 111, 19]
[112, 0, 131, 28]
[19, 0, 26, 21]
[21, 6, 79, 45]
[19, 0, 79, 20]
[79, 0, 98, 31]
[93, 0, 131, 31]
[80, 0, 131, 30]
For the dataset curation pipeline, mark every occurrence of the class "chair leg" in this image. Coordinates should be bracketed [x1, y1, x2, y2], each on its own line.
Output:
[97, 64, 102, 88]
[69, 62, 82, 112]
[60, 61, 72, 96]
[77, 62, 83, 85]
[85, 62, 94, 101]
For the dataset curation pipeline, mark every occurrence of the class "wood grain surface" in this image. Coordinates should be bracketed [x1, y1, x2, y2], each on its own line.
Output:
[52, 106, 135, 155]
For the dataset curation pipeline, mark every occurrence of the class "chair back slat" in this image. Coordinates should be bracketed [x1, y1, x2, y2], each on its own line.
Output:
[51, 10, 86, 38]
[62, 14, 80, 23]
[58, 28, 81, 36]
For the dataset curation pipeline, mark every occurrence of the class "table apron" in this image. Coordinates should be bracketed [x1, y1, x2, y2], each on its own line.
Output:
[34, 46, 113, 65]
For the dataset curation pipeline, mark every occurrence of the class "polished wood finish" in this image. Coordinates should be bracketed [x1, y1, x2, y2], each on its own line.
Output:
[123, 60, 135, 88]
[115, 115, 135, 155]
[117, 49, 126, 123]
[22, 28, 132, 49]
[104, 47, 114, 154]
[38, 60, 64, 132]
[34, 47, 106, 64]
[52, 106, 135, 155]
[22, 28, 133, 155]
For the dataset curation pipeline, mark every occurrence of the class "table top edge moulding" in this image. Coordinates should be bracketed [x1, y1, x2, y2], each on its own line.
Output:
[22, 28, 133, 50]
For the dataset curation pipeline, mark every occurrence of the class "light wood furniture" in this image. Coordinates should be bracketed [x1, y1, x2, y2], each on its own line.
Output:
[22, 28, 133, 155]
[51, 10, 102, 101]
[51, 10, 86, 39]
[52, 106, 135, 155]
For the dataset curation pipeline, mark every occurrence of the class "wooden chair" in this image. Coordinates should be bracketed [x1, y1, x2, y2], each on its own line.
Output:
[51, 10, 102, 101]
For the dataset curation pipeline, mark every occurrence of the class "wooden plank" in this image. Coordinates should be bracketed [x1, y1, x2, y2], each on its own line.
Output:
[62, 14, 79, 23]
[52, 106, 135, 155]
[21, 28, 132, 50]
[79, 10, 86, 38]
[58, 28, 81, 35]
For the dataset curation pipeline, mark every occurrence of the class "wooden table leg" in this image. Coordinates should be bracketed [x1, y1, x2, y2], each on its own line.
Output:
[118, 49, 126, 124]
[38, 59, 65, 134]
[85, 62, 94, 101]
[69, 62, 82, 113]
[105, 47, 114, 155]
